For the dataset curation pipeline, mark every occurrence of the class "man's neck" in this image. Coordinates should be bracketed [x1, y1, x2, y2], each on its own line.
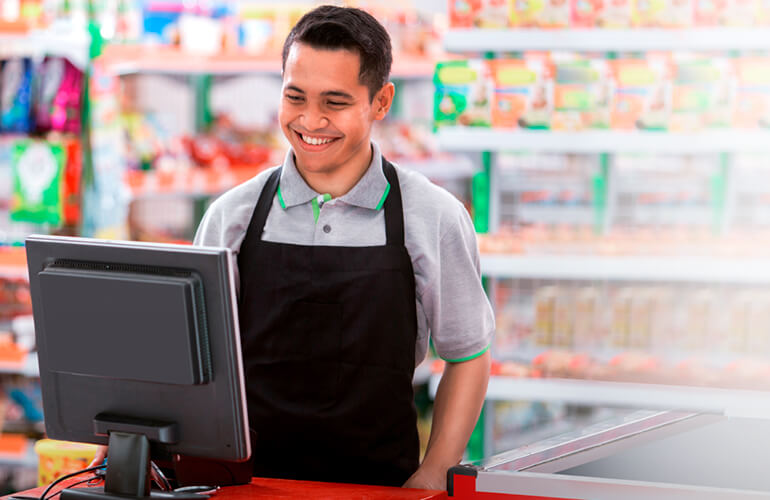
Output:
[294, 144, 373, 198]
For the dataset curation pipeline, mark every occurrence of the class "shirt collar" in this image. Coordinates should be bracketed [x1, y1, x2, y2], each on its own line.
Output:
[277, 142, 390, 211]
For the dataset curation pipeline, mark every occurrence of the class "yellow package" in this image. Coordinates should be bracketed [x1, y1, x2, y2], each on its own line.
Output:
[35, 439, 99, 487]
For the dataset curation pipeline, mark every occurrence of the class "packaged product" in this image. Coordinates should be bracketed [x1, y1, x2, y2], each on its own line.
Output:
[683, 288, 717, 351]
[746, 292, 770, 355]
[538, 0, 572, 26]
[533, 286, 558, 347]
[477, 0, 512, 28]
[573, 286, 600, 350]
[610, 56, 671, 130]
[434, 60, 492, 128]
[34, 57, 84, 134]
[726, 291, 751, 354]
[634, 0, 694, 27]
[609, 287, 633, 349]
[509, 0, 545, 26]
[598, 0, 634, 27]
[628, 288, 653, 350]
[489, 57, 553, 130]
[694, 0, 728, 25]
[11, 139, 65, 225]
[723, 0, 759, 26]
[733, 57, 770, 129]
[552, 288, 573, 348]
[572, 0, 603, 26]
[670, 57, 733, 131]
[553, 58, 611, 131]
[448, 0, 483, 28]
[0, 58, 33, 133]
[759, 0, 770, 24]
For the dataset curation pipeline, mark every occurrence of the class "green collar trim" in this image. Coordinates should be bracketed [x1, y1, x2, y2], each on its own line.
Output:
[311, 194, 332, 223]
[375, 182, 391, 211]
[277, 185, 287, 210]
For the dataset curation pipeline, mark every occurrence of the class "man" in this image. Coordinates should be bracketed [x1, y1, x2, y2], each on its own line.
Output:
[98, 5, 493, 490]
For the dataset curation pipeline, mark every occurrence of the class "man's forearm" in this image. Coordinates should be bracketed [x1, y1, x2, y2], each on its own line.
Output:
[418, 351, 491, 487]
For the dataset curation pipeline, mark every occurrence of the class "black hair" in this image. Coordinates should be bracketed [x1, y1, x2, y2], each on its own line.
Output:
[281, 5, 392, 101]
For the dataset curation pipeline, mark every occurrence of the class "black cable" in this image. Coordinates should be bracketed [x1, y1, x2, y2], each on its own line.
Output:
[38, 465, 106, 500]
[44, 476, 99, 500]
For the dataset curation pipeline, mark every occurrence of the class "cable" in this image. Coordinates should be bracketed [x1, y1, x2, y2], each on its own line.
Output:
[44, 476, 99, 500]
[38, 465, 106, 500]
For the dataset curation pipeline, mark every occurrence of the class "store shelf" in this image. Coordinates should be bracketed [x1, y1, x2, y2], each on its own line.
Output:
[480, 254, 770, 283]
[444, 28, 770, 53]
[437, 128, 770, 154]
[102, 45, 435, 79]
[0, 23, 90, 70]
[398, 156, 477, 180]
[0, 436, 37, 468]
[429, 374, 770, 418]
[126, 166, 265, 199]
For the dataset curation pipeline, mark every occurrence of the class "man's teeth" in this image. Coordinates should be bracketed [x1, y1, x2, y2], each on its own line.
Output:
[300, 134, 334, 146]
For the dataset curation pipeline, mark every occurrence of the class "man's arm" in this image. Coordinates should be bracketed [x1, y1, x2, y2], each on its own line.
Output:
[403, 350, 491, 490]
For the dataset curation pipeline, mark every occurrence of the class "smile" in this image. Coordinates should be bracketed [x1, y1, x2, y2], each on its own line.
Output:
[298, 132, 339, 146]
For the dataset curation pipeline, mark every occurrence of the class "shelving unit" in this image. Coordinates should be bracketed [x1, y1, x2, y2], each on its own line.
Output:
[437, 128, 770, 154]
[437, 19, 770, 460]
[480, 254, 770, 283]
[430, 374, 770, 419]
[101, 44, 437, 79]
[444, 28, 770, 52]
[0, 24, 90, 70]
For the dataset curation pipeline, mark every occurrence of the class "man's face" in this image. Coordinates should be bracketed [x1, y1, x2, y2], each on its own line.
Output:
[280, 42, 383, 177]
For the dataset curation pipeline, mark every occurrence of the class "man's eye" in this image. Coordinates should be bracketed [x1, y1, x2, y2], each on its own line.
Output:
[328, 101, 348, 107]
[286, 95, 303, 102]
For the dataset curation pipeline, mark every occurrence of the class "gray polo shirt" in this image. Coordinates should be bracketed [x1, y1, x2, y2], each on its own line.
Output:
[194, 142, 495, 365]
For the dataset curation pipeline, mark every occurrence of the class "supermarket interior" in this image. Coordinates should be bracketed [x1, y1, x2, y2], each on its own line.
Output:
[4, 0, 770, 498]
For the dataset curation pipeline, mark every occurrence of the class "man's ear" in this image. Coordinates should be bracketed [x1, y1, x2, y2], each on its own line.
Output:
[373, 82, 395, 121]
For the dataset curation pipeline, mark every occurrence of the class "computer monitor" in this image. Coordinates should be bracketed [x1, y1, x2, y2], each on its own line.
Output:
[26, 235, 250, 500]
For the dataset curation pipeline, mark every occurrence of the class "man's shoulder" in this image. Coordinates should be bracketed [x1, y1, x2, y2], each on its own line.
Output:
[393, 163, 470, 234]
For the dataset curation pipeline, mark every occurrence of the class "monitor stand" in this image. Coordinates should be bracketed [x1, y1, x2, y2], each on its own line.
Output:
[61, 416, 205, 500]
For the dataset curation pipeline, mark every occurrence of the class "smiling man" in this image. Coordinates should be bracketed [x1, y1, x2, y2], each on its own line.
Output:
[194, 5, 494, 490]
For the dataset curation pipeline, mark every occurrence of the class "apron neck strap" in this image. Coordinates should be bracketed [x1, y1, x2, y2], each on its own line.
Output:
[248, 156, 405, 246]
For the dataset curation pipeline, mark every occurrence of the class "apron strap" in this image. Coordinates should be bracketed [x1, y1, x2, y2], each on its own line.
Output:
[381, 158, 404, 247]
[241, 167, 281, 254]
[240, 156, 404, 250]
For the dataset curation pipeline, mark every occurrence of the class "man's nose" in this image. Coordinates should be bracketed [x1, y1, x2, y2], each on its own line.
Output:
[301, 103, 329, 131]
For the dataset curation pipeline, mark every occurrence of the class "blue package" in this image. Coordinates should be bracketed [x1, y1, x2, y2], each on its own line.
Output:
[1, 58, 34, 134]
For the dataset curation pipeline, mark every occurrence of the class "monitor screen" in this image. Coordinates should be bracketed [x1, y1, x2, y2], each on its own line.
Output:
[26, 235, 250, 500]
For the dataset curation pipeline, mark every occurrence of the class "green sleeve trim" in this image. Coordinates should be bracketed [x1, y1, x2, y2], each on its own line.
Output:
[311, 197, 320, 223]
[375, 182, 391, 211]
[277, 185, 286, 210]
[441, 343, 490, 363]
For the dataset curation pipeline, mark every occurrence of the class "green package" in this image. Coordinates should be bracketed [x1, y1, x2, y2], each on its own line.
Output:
[11, 140, 64, 225]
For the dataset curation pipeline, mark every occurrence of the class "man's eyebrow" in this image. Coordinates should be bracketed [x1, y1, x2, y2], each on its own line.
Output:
[285, 85, 305, 94]
[321, 90, 354, 100]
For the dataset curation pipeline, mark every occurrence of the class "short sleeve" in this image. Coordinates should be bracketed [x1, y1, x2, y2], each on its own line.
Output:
[420, 206, 495, 363]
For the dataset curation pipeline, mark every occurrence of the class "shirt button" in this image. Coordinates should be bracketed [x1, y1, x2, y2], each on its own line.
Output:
[323, 224, 332, 234]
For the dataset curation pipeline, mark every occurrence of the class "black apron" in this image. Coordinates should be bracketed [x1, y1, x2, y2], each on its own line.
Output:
[236, 158, 420, 486]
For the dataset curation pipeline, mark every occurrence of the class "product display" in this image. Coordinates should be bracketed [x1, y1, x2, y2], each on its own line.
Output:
[449, 0, 770, 27]
[0, 58, 34, 134]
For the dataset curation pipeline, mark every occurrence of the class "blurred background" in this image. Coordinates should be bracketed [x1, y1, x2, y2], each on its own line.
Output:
[2, 0, 770, 493]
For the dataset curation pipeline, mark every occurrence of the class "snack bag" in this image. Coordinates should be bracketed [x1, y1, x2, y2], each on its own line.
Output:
[671, 58, 730, 131]
[449, 0, 483, 27]
[663, 0, 695, 27]
[0, 58, 33, 133]
[477, 0, 511, 27]
[434, 60, 492, 128]
[572, 0, 602, 26]
[694, 0, 728, 25]
[35, 57, 84, 134]
[733, 57, 770, 129]
[489, 57, 553, 129]
[633, 0, 667, 25]
[538, 0, 572, 26]
[724, 0, 759, 25]
[510, 0, 545, 26]
[611, 56, 671, 130]
[553, 58, 611, 131]
[598, 0, 634, 26]
[11, 139, 65, 225]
